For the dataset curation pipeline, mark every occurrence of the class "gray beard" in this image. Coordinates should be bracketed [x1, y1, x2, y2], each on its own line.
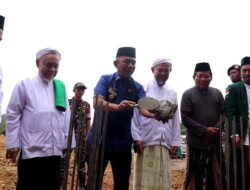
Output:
[43, 77, 52, 83]
[157, 80, 165, 86]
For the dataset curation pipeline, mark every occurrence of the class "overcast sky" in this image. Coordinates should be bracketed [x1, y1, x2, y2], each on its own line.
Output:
[0, 0, 249, 114]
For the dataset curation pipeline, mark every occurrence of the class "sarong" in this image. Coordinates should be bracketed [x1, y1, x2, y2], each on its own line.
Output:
[133, 145, 171, 190]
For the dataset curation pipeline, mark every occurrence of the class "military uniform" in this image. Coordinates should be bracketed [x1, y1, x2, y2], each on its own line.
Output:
[60, 97, 91, 189]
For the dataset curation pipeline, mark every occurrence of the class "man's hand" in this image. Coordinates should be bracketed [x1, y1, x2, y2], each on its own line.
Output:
[205, 127, 219, 137]
[231, 135, 241, 149]
[202, 127, 219, 145]
[117, 100, 136, 111]
[169, 146, 178, 156]
[133, 141, 142, 154]
[6, 148, 20, 163]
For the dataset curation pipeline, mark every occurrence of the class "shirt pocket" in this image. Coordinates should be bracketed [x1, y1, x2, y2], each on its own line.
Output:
[22, 129, 50, 151]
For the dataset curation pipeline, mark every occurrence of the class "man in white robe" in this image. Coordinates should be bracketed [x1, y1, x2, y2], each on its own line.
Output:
[6, 48, 72, 190]
[131, 58, 181, 190]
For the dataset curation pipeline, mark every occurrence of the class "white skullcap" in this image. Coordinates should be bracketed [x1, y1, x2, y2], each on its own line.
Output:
[36, 48, 61, 60]
[151, 58, 172, 69]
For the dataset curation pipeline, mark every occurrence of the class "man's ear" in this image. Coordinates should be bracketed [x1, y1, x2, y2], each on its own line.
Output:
[151, 67, 154, 73]
[193, 72, 196, 80]
[113, 60, 118, 68]
[36, 60, 39, 68]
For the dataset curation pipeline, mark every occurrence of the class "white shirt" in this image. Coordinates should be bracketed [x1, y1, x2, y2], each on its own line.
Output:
[6, 74, 72, 159]
[131, 78, 181, 149]
[244, 83, 250, 145]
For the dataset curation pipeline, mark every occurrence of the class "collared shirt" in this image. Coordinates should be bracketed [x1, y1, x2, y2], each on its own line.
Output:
[181, 86, 224, 149]
[6, 74, 71, 159]
[131, 78, 181, 149]
[89, 72, 145, 152]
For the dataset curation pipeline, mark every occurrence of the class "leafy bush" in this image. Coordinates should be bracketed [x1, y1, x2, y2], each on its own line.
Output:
[0, 114, 6, 135]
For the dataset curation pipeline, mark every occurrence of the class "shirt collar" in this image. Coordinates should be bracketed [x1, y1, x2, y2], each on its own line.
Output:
[114, 72, 131, 82]
[37, 74, 52, 85]
[244, 83, 250, 89]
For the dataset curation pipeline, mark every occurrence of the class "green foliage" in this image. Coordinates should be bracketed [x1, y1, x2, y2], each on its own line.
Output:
[0, 114, 6, 135]
[180, 123, 187, 135]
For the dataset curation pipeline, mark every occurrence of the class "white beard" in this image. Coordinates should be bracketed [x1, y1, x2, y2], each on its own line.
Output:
[157, 80, 165, 86]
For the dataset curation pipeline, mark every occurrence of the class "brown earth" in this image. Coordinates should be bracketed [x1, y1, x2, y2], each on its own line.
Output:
[0, 135, 185, 190]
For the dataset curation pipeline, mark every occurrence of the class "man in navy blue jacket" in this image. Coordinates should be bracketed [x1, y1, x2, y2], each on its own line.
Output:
[87, 47, 146, 190]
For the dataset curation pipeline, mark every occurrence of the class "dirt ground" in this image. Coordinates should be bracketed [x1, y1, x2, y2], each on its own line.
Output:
[0, 135, 185, 190]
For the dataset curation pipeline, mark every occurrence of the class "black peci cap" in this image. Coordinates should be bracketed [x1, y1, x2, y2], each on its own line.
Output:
[0, 15, 5, 30]
[194, 62, 211, 72]
[116, 47, 136, 58]
[241, 56, 250, 67]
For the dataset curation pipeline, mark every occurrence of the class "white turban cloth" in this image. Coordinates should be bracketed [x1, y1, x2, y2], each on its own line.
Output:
[151, 58, 172, 70]
[36, 48, 61, 60]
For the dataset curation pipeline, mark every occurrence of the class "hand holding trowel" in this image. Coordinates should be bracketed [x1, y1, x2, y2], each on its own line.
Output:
[134, 97, 178, 123]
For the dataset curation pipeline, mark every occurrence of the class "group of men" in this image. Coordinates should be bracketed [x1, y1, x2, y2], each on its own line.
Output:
[181, 60, 250, 190]
[3, 44, 250, 190]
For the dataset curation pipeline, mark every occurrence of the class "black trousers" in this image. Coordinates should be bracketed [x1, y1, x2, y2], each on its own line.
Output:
[102, 150, 132, 190]
[16, 155, 61, 190]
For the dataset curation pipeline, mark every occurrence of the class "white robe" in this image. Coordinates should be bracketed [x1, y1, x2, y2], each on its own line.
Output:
[131, 78, 181, 190]
[6, 74, 72, 159]
[131, 78, 181, 149]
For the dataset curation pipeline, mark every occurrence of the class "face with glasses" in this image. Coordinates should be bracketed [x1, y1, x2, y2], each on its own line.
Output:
[114, 56, 136, 78]
[193, 71, 212, 91]
[36, 53, 60, 81]
[152, 63, 171, 86]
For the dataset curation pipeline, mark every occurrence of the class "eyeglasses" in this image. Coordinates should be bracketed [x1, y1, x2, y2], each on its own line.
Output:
[43, 62, 59, 70]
